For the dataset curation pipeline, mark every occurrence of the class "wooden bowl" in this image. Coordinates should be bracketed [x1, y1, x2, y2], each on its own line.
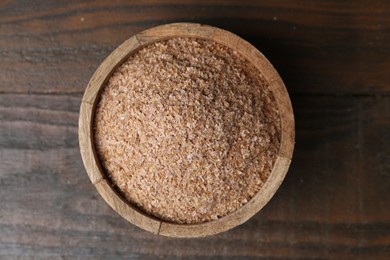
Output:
[79, 23, 294, 237]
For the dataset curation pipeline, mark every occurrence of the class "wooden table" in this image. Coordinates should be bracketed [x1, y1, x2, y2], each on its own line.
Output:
[1, 0, 389, 258]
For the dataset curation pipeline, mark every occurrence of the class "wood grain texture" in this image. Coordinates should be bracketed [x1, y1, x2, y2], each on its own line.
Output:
[1, 0, 390, 95]
[1, 93, 389, 258]
[1, 0, 389, 258]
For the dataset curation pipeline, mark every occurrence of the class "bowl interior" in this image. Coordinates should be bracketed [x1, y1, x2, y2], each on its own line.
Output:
[79, 23, 294, 237]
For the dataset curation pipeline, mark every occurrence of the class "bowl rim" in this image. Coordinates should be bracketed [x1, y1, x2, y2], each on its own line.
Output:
[79, 22, 295, 238]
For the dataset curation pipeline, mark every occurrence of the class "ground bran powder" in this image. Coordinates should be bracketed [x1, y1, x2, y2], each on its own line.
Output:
[94, 38, 281, 224]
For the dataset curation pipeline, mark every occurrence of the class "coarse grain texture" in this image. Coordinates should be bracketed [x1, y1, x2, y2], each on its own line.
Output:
[94, 37, 281, 224]
[3, 0, 390, 257]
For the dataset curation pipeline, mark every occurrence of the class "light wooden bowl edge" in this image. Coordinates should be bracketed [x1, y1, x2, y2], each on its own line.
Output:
[79, 22, 295, 238]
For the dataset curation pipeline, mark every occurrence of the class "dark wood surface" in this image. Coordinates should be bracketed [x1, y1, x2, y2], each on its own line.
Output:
[1, 0, 389, 259]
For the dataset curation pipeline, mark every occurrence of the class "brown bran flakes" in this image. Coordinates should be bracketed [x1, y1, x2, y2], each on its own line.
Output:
[94, 38, 281, 224]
